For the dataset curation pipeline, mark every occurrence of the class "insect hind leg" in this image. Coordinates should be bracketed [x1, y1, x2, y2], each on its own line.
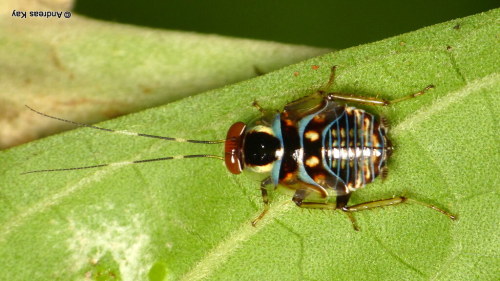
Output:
[290, 192, 456, 230]
[326, 85, 435, 106]
[335, 194, 359, 231]
[342, 196, 457, 220]
[291, 191, 360, 231]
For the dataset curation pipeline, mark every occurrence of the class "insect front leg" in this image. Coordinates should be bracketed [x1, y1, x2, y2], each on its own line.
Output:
[251, 100, 279, 126]
[252, 100, 267, 115]
[251, 177, 273, 226]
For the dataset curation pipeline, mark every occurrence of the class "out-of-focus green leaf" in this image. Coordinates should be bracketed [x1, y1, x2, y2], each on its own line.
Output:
[0, 10, 329, 148]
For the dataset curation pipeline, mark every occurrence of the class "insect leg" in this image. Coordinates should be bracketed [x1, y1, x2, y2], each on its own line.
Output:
[251, 177, 273, 226]
[251, 100, 279, 127]
[252, 100, 267, 115]
[291, 190, 360, 231]
[322, 65, 338, 91]
[381, 166, 389, 181]
[342, 196, 457, 220]
[335, 194, 359, 231]
[324, 85, 435, 106]
[380, 116, 391, 130]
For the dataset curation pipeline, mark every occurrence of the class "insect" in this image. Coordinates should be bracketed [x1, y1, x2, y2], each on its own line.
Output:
[24, 66, 456, 230]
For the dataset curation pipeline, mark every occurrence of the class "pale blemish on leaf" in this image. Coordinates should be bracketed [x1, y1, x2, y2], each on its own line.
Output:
[67, 213, 152, 281]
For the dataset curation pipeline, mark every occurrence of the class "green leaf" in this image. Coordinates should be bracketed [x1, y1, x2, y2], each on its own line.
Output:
[0, 13, 328, 148]
[1, 8, 499, 281]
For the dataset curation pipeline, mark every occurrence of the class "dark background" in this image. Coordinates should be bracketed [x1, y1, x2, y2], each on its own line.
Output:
[75, 0, 497, 49]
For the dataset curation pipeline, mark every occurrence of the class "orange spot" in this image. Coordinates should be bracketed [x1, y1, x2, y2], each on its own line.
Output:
[313, 173, 326, 183]
[284, 172, 294, 181]
[306, 156, 320, 167]
[311, 65, 320, 70]
[313, 114, 325, 122]
[293, 71, 300, 77]
[305, 130, 320, 142]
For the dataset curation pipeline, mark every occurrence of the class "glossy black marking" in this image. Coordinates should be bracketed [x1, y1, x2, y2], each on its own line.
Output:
[279, 119, 301, 182]
[243, 132, 280, 166]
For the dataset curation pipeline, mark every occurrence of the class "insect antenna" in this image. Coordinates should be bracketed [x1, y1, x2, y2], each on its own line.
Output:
[22, 106, 226, 174]
[21, 155, 224, 174]
[25, 105, 225, 144]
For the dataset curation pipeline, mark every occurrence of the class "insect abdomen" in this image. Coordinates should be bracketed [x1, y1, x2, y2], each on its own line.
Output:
[298, 102, 389, 195]
[326, 107, 387, 193]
